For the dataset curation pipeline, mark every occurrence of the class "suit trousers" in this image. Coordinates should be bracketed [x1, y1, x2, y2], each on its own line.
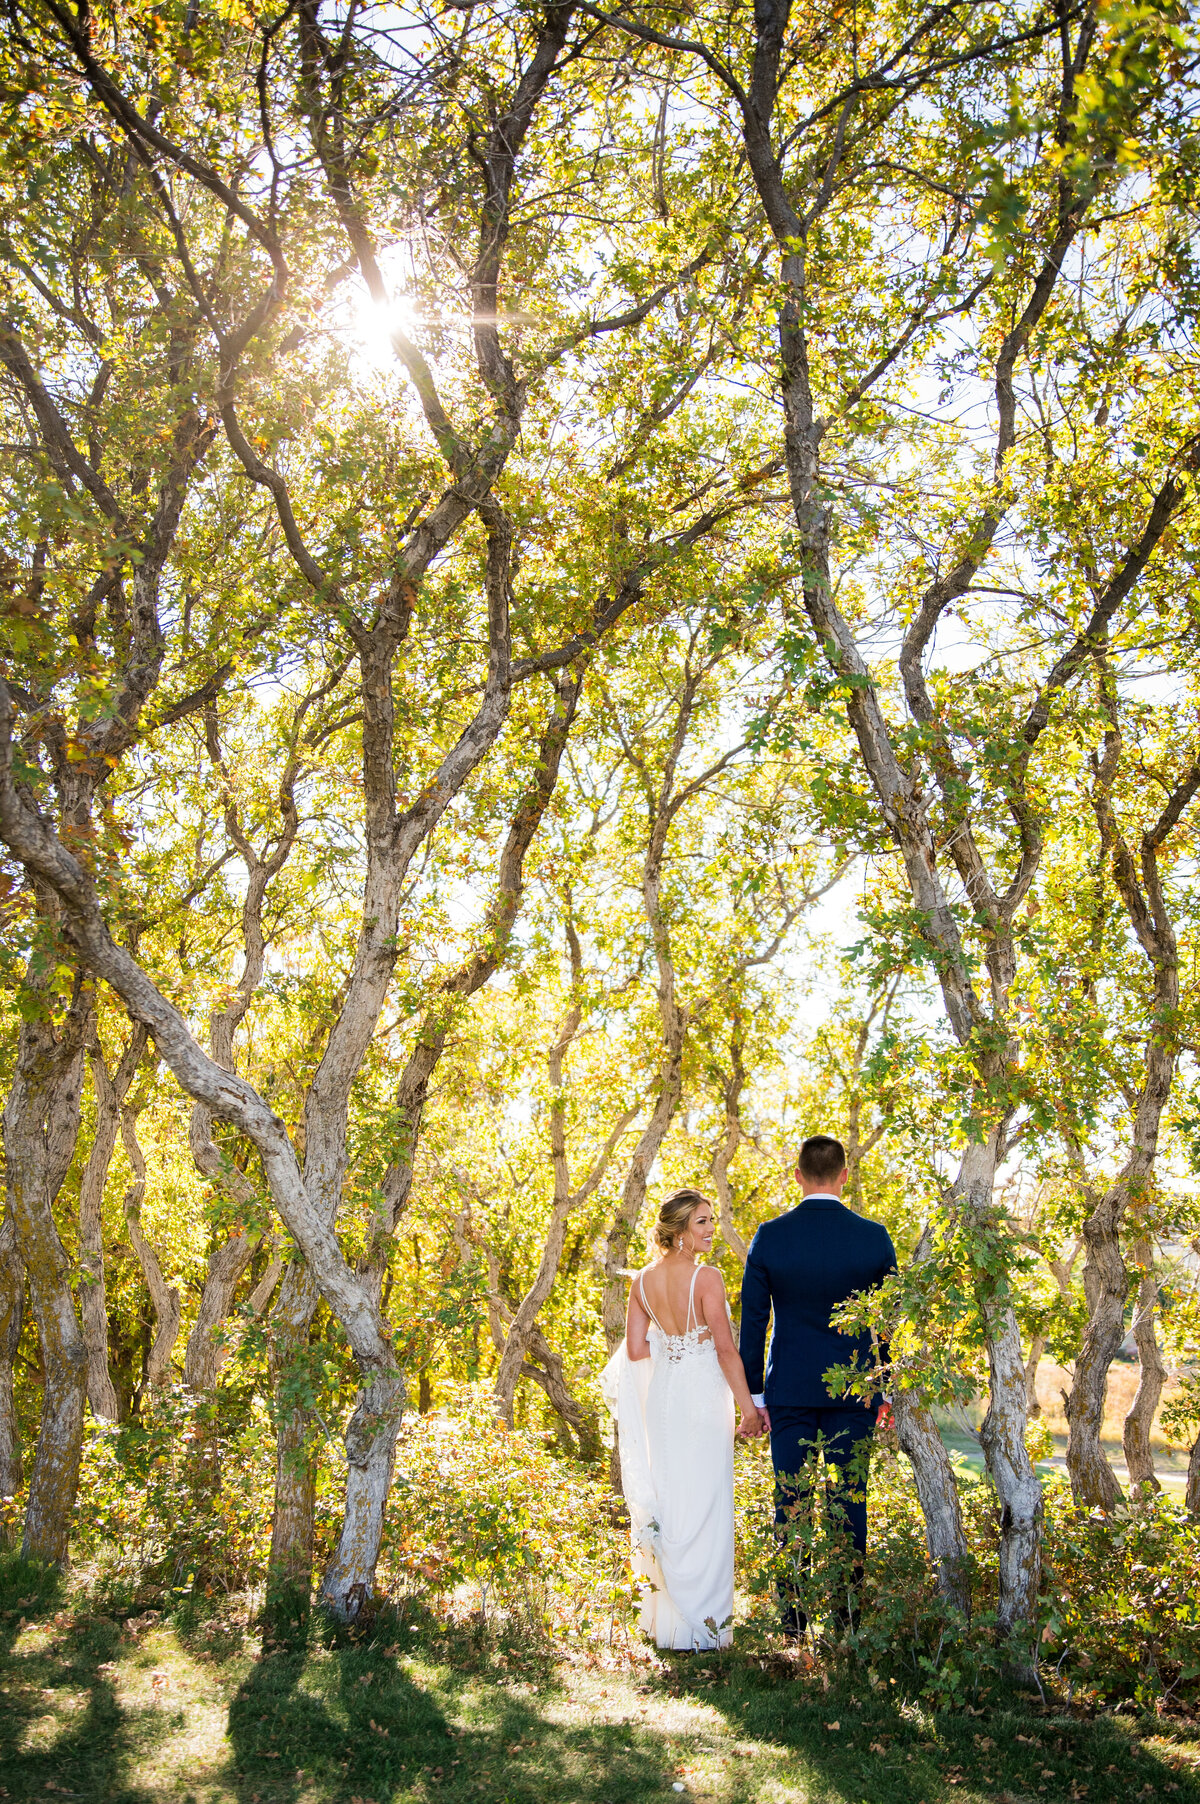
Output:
[769, 1404, 875, 1633]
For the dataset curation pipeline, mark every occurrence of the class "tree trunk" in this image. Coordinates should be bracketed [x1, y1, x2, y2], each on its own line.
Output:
[979, 1297, 1044, 1643]
[1065, 1190, 1128, 1511]
[1186, 1433, 1200, 1517]
[710, 1042, 749, 1266]
[1068, 705, 1188, 1507]
[1122, 1241, 1165, 1492]
[183, 1229, 257, 1390]
[522, 1324, 602, 1461]
[493, 1190, 577, 1420]
[78, 1029, 147, 1421]
[265, 1262, 321, 1609]
[184, 699, 302, 1390]
[947, 1139, 1044, 1646]
[1024, 1335, 1045, 1418]
[267, 1382, 318, 1620]
[318, 1368, 406, 1623]
[0, 1215, 24, 1499]
[3, 995, 90, 1566]
[893, 1391, 971, 1616]
[120, 1095, 181, 1387]
[494, 958, 638, 1421]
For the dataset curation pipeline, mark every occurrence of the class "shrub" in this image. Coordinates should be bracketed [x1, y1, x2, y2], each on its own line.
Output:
[72, 1385, 274, 1601]
[380, 1387, 634, 1644]
[1042, 1483, 1200, 1708]
[738, 1433, 1200, 1710]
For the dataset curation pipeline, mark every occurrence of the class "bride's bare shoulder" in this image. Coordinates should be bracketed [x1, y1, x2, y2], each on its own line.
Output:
[695, 1264, 726, 1297]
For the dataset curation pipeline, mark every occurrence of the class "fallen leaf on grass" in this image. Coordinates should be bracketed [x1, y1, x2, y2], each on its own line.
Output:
[825, 1720, 840, 1731]
[870, 1741, 888, 1754]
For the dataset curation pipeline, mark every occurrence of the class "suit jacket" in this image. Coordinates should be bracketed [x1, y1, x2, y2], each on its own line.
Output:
[739, 1195, 897, 1410]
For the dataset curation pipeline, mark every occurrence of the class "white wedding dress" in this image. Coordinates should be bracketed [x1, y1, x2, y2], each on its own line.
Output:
[601, 1267, 735, 1650]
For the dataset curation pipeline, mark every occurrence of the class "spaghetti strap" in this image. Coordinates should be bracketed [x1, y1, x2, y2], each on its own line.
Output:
[686, 1266, 700, 1333]
[638, 1270, 665, 1333]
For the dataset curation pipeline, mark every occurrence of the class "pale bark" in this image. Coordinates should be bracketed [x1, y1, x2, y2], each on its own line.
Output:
[3, 988, 90, 1565]
[710, 1028, 750, 1267]
[0, 709, 408, 1603]
[890, 1219, 973, 1614]
[1122, 1240, 1165, 1493]
[120, 1089, 180, 1388]
[1066, 704, 1198, 1508]
[615, 0, 1196, 1648]
[183, 1229, 257, 1391]
[317, 1366, 406, 1617]
[893, 1391, 970, 1617]
[464, 1213, 601, 1459]
[0, 277, 219, 1557]
[369, 673, 582, 1277]
[299, 673, 581, 1607]
[247, 1250, 285, 1317]
[493, 931, 640, 1418]
[0, 1215, 24, 1498]
[601, 666, 703, 1356]
[840, 982, 898, 1209]
[79, 1026, 148, 1421]
[1024, 1335, 1045, 1419]
[185, 699, 303, 1389]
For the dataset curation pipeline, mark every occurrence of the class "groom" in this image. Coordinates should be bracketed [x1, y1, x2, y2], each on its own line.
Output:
[739, 1134, 897, 1636]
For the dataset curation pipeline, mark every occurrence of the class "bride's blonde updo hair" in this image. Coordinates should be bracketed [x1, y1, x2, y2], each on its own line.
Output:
[652, 1188, 710, 1254]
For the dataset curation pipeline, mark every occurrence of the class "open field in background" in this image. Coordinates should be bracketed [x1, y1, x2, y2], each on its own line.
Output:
[1031, 1359, 1186, 1451]
[3, 1566, 1200, 1804]
[934, 1357, 1195, 1493]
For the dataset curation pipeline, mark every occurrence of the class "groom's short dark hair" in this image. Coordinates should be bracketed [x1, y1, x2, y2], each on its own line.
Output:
[797, 1135, 846, 1182]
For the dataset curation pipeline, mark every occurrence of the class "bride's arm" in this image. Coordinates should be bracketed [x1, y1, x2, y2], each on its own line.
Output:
[697, 1270, 761, 1433]
[626, 1276, 652, 1362]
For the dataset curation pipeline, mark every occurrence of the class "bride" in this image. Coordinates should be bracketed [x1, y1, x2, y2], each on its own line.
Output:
[603, 1188, 763, 1650]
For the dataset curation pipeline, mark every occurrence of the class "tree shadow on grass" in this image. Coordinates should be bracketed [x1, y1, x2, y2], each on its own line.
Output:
[225, 1621, 696, 1804]
[656, 1642, 1200, 1804]
[0, 1555, 170, 1804]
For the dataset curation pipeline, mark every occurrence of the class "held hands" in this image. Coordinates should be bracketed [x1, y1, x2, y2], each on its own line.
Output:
[736, 1406, 771, 1440]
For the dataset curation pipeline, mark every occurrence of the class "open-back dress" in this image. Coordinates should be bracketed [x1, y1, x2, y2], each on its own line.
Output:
[601, 1265, 735, 1650]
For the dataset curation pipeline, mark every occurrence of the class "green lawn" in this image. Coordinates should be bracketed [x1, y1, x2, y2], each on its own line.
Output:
[2, 1564, 1198, 1804]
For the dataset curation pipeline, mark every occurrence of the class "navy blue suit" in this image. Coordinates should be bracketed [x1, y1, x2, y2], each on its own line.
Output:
[739, 1193, 896, 1632]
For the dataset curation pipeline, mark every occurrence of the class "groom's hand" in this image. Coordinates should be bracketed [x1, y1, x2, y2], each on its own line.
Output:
[757, 1406, 771, 1434]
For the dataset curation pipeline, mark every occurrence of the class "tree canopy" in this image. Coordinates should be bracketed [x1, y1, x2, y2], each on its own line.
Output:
[1, 0, 1200, 1680]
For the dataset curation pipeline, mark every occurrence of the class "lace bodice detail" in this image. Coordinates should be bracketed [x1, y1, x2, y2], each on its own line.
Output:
[648, 1322, 717, 1364]
[639, 1268, 716, 1364]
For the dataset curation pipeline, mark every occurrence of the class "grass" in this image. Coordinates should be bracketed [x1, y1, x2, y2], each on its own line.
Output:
[2, 1560, 1200, 1804]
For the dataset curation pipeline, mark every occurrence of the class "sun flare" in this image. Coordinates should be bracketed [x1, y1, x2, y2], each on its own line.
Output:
[346, 289, 417, 372]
